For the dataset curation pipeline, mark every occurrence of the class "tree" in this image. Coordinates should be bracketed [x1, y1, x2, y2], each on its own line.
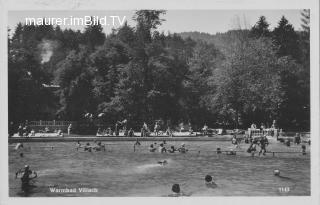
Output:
[54, 48, 96, 120]
[250, 16, 271, 38]
[272, 16, 301, 62]
[133, 10, 166, 43]
[212, 36, 289, 128]
[83, 17, 106, 51]
[301, 9, 310, 33]
[183, 41, 222, 127]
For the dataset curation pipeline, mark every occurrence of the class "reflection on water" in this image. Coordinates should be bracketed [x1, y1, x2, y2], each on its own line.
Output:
[9, 141, 310, 197]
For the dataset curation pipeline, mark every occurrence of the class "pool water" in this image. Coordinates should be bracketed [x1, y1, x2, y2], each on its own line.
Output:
[9, 140, 310, 197]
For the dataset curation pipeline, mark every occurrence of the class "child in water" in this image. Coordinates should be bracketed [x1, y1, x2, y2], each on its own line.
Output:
[205, 175, 217, 188]
[231, 135, 239, 148]
[159, 143, 167, 153]
[247, 141, 257, 156]
[168, 184, 191, 197]
[157, 160, 168, 166]
[149, 144, 156, 152]
[178, 144, 188, 153]
[168, 146, 177, 153]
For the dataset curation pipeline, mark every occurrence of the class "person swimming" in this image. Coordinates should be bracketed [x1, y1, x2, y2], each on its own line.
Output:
[168, 146, 177, 153]
[84, 143, 92, 152]
[149, 144, 156, 152]
[157, 160, 168, 165]
[274, 169, 280, 176]
[168, 183, 191, 197]
[178, 143, 187, 153]
[159, 143, 167, 153]
[232, 135, 238, 146]
[226, 149, 236, 155]
[15, 143, 24, 150]
[302, 144, 307, 155]
[216, 148, 222, 154]
[16, 165, 37, 194]
[93, 141, 105, 151]
[76, 141, 82, 150]
[205, 174, 217, 188]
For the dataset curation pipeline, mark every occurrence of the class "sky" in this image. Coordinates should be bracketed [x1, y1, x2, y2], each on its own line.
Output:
[8, 10, 304, 35]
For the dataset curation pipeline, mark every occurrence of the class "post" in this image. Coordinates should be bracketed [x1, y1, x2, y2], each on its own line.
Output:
[40, 120, 42, 126]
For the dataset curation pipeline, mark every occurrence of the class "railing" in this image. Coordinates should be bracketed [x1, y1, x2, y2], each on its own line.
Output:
[248, 128, 278, 137]
[248, 128, 310, 138]
[29, 120, 73, 126]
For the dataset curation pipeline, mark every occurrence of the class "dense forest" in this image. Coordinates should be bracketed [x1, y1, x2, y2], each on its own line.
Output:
[8, 10, 310, 131]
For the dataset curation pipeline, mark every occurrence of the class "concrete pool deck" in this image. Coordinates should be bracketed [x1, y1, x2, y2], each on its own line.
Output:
[9, 134, 242, 143]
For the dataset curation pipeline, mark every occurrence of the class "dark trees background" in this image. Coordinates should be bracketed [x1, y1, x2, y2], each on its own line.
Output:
[8, 10, 310, 131]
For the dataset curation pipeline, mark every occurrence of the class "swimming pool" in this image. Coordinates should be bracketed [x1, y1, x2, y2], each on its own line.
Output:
[9, 140, 310, 197]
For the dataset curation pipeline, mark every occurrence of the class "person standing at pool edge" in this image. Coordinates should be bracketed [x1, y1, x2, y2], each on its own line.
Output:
[68, 123, 72, 135]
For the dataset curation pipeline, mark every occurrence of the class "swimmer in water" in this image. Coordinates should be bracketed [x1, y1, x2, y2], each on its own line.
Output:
[168, 146, 177, 153]
[205, 175, 217, 188]
[226, 150, 236, 155]
[15, 143, 24, 150]
[84, 143, 92, 152]
[159, 143, 167, 153]
[169, 184, 182, 197]
[157, 160, 168, 165]
[149, 144, 156, 152]
[302, 144, 307, 155]
[274, 169, 280, 176]
[93, 141, 105, 151]
[231, 135, 238, 147]
[178, 143, 188, 153]
[168, 184, 191, 197]
[16, 165, 37, 193]
[76, 141, 82, 150]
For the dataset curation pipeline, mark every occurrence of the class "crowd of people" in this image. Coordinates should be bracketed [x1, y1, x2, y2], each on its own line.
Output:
[146, 141, 188, 154]
[75, 140, 106, 152]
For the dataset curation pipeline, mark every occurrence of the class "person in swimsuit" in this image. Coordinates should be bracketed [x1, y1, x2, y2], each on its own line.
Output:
[157, 160, 168, 165]
[232, 135, 240, 148]
[128, 128, 134, 137]
[149, 144, 156, 152]
[84, 143, 92, 152]
[168, 146, 177, 153]
[258, 136, 268, 156]
[178, 144, 187, 153]
[16, 165, 37, 193]
[205, 175, 217, 188]
[134, 138, 141, 146]
[159, 143, 167, 153]
[247, 141, 257, 156]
